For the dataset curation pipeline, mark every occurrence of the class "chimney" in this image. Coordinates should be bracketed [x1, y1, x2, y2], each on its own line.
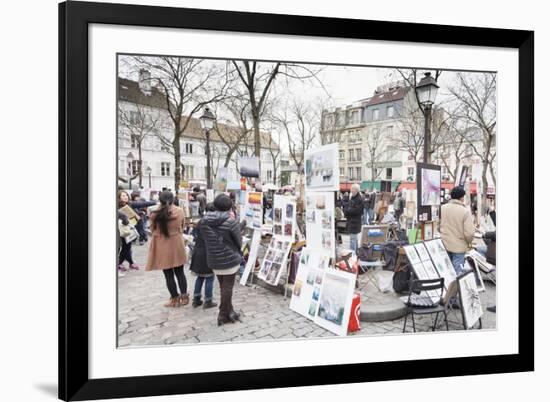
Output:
[138, 69, 152, 95]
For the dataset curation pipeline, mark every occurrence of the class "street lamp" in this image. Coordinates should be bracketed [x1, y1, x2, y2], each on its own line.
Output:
[416, 72, 439, 163]
[199, 106, 216, 189]
[146, 165, 152, 188]
[127, 152, 135, 190]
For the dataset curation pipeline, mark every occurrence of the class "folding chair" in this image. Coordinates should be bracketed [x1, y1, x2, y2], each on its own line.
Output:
[402, 277, 449, 333]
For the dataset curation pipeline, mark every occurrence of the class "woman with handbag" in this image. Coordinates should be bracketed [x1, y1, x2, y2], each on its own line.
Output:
[117, 190, 156, 272]
[146, 191, 189, 308]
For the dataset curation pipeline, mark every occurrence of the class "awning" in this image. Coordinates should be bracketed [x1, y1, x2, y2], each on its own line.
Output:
[397, 181, 478, 193]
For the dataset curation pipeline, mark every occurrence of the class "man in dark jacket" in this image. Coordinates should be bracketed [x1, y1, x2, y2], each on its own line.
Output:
[200, 194, 243, 325]
[344, 183, 364, 252]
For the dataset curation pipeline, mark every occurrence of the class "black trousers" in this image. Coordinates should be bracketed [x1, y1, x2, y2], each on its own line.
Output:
[216, 273, 236, 318]
[118, 239, 134, 265]
[162, 266, 187, 298]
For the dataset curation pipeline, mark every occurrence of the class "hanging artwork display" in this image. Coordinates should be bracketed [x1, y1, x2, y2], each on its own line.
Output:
[464, 257, 486, 293]
[424, 239, 457, 287]
[416, 162, 441, 222]
[239, 229, 262, 286]
[413, 242, 431, 262]
[304, 143, 340, 192]
[272, 194, 297, 242]
[213, 167, 228, 192]
[313, 268, 356, 336]
[244, 191, 263, 229]
[305, 191, 335, 258]
[409, 262, 442, 304]
[289, 248, 331, 318]
[457, 271, 483, 329]
[258, 237, 292, 286]
[239, 156, 260, 178]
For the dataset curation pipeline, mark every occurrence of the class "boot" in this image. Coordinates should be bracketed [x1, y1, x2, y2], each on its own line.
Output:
[164, 297, 180, 308]
[203, 300, 217, 309]
[179, 293, 190, 306]
[192, 297, 203, 308]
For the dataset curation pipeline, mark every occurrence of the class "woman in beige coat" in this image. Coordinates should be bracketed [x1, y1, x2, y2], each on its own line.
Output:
[146, 191, 189, 307]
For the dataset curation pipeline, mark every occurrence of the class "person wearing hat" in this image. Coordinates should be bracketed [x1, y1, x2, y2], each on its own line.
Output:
[440, 186, 476, 275]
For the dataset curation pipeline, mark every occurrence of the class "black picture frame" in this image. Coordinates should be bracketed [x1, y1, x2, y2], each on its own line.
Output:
[59, 1, 534, 400]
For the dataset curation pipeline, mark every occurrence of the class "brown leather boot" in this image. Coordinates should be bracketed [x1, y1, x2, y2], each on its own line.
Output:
[179, 293, 190, 306]
[164, 297, 180, 308]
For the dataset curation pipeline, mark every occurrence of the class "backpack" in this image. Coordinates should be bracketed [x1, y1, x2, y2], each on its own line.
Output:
[392, 263, 411, 293]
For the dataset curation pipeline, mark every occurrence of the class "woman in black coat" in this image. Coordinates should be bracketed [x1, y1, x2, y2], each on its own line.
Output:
[200, 194, 243, 325]
[189, 203, 218, 309]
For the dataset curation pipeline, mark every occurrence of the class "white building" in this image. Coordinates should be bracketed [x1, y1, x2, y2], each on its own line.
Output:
[117, 72, 279, 191]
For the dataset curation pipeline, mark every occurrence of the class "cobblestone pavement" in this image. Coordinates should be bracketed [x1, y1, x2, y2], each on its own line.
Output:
[118, 239, 496, 347]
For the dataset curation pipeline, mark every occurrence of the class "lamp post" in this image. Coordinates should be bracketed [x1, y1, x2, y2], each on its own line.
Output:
[199, 107, 216, 189]
[146, 166, 152, 188]
[127, 152, 135, 190]
[416, 72, 439, 164]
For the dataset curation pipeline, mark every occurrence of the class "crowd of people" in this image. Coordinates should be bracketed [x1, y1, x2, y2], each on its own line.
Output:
[117, 180, 496, 325]
[117, 186, 246, 326]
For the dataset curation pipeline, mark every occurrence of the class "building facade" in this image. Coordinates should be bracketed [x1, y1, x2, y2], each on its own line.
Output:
[117, 73, 279, 191]
[320, 81, 496, 194]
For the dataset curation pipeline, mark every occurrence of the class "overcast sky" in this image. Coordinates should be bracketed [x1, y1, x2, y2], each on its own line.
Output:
[118, 55, 485, 153]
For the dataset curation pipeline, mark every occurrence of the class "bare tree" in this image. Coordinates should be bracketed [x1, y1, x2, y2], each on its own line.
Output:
[128, 56, 232, 190]
[388, 107, 425, 162]
[118, 101, 162, 187]
[364, 124, 387, 189]
[436, 113, 469, 182]
[231, 61, 324, 158]
[275, 100, 319, 177]
[448, 72, 497, 206]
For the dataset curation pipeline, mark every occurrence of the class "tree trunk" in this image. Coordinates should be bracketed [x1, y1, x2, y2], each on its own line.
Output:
[138, 144, 143, 187]
[173, 130, 181, 192]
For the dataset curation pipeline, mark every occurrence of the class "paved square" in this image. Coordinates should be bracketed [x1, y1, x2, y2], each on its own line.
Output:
[118, 240, 496, 347]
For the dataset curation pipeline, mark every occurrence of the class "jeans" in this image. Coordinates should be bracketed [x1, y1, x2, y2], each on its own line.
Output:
[193, 276, 214, 301]
[162, 266, 187, 298]
[476, 245, 488, 258]
[447, 252, 465, 276]
[350, 232, 360, 253]
[366, 208, 374, 224]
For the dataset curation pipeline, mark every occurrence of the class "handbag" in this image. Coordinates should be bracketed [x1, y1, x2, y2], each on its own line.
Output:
[119, 219, 139, 243]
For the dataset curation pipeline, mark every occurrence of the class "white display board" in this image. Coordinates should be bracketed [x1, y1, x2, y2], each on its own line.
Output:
[457, 271, 483, 329]
[304, 143, 340, 192]
[313, 268, 356, 336]
[239, 229, 262, 286]
[289, 248, 330, 318]
[305, 191, 336, 259]
[244, 191, 263, 230]
[258, 237, 292, 286]
[424, 239, 457, 287]
[272, 194, 297, 242]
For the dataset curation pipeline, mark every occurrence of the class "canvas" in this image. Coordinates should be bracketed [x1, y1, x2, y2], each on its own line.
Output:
[314, 269, 356, 336]
[304, 143, 339, 191]
[458, 271, 484, 329]
[420, 167, 441, 206]
[239, 156, 260, 178]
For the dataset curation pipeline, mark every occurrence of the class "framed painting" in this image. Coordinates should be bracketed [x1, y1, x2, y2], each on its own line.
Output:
[60, 1, 533, 400]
